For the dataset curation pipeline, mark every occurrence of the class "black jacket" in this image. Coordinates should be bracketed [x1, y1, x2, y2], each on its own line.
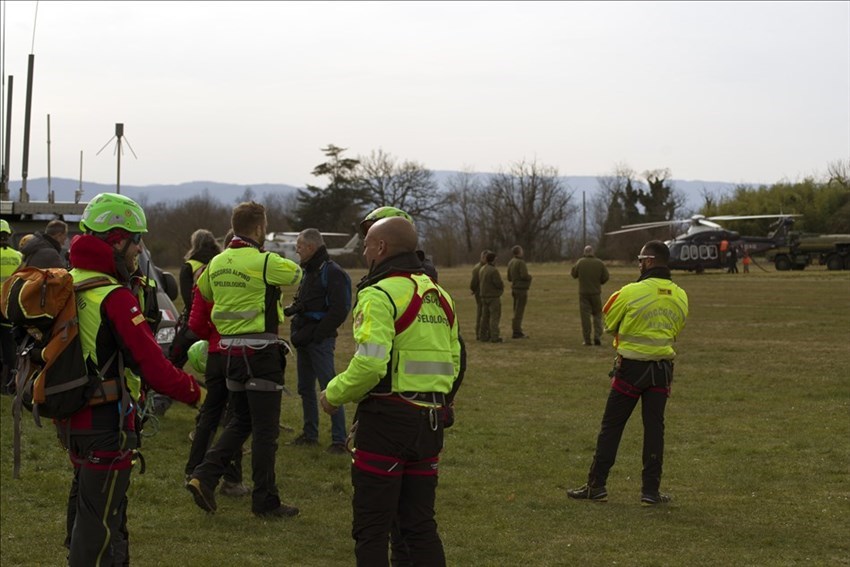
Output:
[290, 246, 351, 347]
[21, 232, 65, 268]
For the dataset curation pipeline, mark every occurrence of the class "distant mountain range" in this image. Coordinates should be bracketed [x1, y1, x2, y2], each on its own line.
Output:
[6, 172, 752, 212]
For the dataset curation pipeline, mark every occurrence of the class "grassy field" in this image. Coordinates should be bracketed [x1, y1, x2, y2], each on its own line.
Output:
[1, 262, 849, 566]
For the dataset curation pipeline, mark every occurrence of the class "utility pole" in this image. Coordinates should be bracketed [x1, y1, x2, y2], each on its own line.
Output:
[47, 113, 53, 202]
[582, 191, 587, 247]
[20, 54, 35, 203]
[1, 75, 12, 201]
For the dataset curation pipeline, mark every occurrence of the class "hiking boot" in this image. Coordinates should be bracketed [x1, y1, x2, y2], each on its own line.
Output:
[512, 333, 529, 339]
[567, 484, 608, 502]
[640, 491, 672, 506]
[288, 434, 319, 447]
[186, 478, 217, 512]
[594, 339, 602, 346]
[254, 503, 300, 519]
[583, 341, 592, 346]
[326, 443, 348, 455]
[220, 481, 250, 498]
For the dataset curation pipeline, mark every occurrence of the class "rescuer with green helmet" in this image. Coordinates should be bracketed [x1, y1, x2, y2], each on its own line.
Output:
[320, 217, 461, 565]
[187, 201, 303, 519]
[356, 205, 466, 564]
[359, 205, 438, 281]
[0, 218, 23, 394]
[568, 240, 689, 506]
[63, 192, 202, 565]
[358, 206, 414, 237]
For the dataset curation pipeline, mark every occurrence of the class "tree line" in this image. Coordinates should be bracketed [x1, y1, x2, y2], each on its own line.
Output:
[138, 146, 849, 269]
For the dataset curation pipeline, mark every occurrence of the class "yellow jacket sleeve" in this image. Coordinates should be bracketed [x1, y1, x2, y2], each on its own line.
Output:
[325, 287, 395, 406]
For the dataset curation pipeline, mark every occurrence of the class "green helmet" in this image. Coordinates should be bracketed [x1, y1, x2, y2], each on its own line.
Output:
[80, 193, 148, 234]
[359, 206, 414, 236]
[187, 340, 209, 374]
[0, 219, 11, 235]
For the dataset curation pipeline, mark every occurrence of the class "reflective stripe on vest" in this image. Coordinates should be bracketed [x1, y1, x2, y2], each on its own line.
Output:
[200, 247, 300, 336]
[370, 273, 457, 395]
[604, 278, 688, 360]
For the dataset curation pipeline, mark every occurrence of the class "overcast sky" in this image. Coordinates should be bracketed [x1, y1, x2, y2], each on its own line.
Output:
[1, 1, 848, 189]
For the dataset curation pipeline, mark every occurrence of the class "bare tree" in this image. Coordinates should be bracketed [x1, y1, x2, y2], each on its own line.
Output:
[480, 160, 576, 261]
[356, 149, 442, 221]
[827, 158, 850, 188]
[593, 164, 636, 254]
[443, 169, 485, 255]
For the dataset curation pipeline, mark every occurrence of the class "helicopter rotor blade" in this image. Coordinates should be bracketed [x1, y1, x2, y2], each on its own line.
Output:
[697, 219, 724, 229]
[706, 214, 802, 221]
[605, 220, 684, 236]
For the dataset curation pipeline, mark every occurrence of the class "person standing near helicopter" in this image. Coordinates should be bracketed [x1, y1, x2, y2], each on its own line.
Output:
[567, 240, 688, 506]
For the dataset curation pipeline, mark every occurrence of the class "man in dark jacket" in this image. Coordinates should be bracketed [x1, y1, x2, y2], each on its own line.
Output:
[20, 219, 68, 268]
[288, 228, 352, 453]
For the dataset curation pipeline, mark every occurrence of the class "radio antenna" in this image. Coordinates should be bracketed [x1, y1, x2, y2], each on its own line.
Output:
[96, 122, 137, 194]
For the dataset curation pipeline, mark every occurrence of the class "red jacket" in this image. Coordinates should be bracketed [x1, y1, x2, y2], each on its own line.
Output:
[188, 282, 223, 353]
[64, 235, 201, 432]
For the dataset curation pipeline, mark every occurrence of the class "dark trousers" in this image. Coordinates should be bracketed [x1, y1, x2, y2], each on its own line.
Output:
[184, 352, 242, 482]
[480, 297, 501, 341]
[65, 430, 138, 567]
[297, 337, 347, 444]
[351, 398, 446, 567]
[578, 293, 604, 343]
[511, 290, 528, 336]
[473, 294, 483, 340]
[193, 347, 284, 514]
[587, 359, 672, 493]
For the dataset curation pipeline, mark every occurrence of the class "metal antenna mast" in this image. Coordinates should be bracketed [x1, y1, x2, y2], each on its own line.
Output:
[96, 122, 137, 194]
[47, 112, 52, 202]
[75, 150, 83, 203]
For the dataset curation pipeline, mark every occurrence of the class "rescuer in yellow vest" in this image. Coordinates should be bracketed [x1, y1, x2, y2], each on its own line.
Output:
[568, 239, 689, 506]
[0, 219, 23, 394]
[321, 217, 461, 566]
[64, 193, 202, 565]
[187, 201, 303, 519]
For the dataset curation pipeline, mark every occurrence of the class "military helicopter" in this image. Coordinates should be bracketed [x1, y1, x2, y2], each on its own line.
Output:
[606, 214, 800, 272]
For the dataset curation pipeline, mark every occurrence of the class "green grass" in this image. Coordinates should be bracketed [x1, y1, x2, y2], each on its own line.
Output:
[2, 264, 849, 566]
